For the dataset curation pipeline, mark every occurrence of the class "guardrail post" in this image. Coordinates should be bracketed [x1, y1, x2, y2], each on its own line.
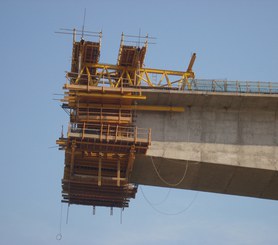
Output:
[212, 80, 215, 92]
[224, 80, 227, 92]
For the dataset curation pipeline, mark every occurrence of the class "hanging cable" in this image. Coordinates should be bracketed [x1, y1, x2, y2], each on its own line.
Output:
[151, 156, 188, 187]
[141, 108, 198, 215]
[56, 203, 63, 240]
[150, 107, 192, 187]
[140, 186, 198, 216]
[148, 188, 171, 206]
[120, 208, 124, 224]
[66, 204, 70, 224]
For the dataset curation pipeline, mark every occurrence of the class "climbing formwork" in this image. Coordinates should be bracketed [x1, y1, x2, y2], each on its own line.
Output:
[57, 31, 195, 209]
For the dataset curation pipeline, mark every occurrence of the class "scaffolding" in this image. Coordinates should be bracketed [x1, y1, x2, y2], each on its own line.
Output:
[57, 31, 194, 209]
[57, 30, 278, 210]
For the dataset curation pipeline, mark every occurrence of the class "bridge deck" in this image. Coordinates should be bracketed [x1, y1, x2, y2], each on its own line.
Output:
[131, 90, 278, 200]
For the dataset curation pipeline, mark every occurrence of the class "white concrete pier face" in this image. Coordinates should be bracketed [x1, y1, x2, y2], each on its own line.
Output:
[130, 90, 278, 200]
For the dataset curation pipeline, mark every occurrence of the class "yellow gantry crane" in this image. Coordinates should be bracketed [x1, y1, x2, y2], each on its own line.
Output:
[57, 29, 196, 209]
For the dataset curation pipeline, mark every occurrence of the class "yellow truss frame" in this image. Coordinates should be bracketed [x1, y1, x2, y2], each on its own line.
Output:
[68, 62, 195, 89]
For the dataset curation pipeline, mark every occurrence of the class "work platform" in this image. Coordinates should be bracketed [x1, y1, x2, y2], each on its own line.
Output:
[57, 30, 278, 210]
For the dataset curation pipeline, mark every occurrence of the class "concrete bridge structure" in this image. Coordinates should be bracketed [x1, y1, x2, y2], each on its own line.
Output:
[131, 89, 278, 200]
[58, 33, 278, 208]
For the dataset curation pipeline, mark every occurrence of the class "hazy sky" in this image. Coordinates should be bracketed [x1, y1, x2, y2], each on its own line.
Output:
[1, 0, 278, 244]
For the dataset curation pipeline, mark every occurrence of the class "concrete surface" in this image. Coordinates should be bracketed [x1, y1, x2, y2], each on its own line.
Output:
[130, 89, 278, 200]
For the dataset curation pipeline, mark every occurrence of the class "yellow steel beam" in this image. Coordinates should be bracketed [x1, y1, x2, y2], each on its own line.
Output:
[135, 72, 151, 86]
[104, 67, 114, 87]
[74, 66, 85, 84]
[85, 63, 195, 77]
[62, 93, 146, 100]
[85, 67, 93, 85]
[66, 102, 185, 112]
[134, 105, 184, 112]
[144, 71, 154, 87]
[114, 70, 125, 88]
[64, 83, 144, 94]
[187, 53, 196, 73]
[125, 70, 134, 86]
[158, 73, 166, 86]
[165, 73, 172, 88]
[56, 139, 67, 146]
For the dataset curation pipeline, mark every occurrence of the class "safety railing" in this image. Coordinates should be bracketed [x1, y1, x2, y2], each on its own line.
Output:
[68, 123, 151, 144]
[187, 79, 278, 94]
[72, 109, 133, 124]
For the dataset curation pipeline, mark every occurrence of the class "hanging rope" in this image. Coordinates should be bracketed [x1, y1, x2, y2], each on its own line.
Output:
[56, 203, 63, 241]
[140, 108, 198, 215]
[140, 186, 198, 216]
[151, 156, 188, 187]
[66, 204, 70, 224]
[149, 188, 172, 206]
[120, 208, 124, 224]
[150, 107, 191, 187]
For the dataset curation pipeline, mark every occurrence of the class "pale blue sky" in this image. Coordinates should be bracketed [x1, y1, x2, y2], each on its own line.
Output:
[1, 0, 278, 244]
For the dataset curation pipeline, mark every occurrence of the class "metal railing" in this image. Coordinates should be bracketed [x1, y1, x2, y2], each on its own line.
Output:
[72, 109, 133, 124]
[186, 79, 278, 94]
[68, 123, 151, 144]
